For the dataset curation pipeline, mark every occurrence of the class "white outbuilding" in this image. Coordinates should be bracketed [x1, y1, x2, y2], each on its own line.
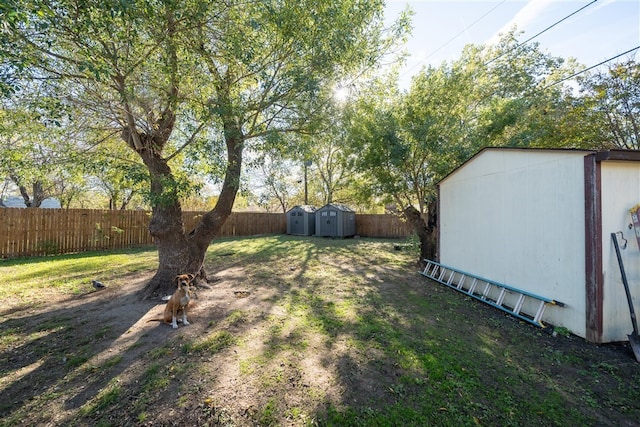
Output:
[436, 147, 640, 343]
[0, 196, 61, 208]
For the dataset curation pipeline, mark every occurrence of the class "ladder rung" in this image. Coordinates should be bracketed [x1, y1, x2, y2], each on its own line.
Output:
[423, 262, 432, 276]
[423, 264, 438, 278]
[420, 259, 562, 329]
[496, 288, 507, 306]
[513, 294, 525, 315]
[425, 262, 436, 276]
[446, 271, 456, 286]
[433, 265, 441, 277]
[481, 282, 492, 300]
[457, 274, 466, 290]
[533, 300, 547, 323]
[468, 278, 478, 294]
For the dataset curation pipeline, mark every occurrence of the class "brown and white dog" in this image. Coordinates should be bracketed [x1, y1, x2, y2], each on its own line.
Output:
[148, 274, 194, 329]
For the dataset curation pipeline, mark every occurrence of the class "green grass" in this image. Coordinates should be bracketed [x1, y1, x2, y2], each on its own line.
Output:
[102, 354, 123, 369]
[207, 237, 640, 425]
[1, 235, 640, 426]
[182, 330, 236, 354]
[0, 247, 158, 304]
[79, 379, 121, 417]
[225, 309, 248, 327]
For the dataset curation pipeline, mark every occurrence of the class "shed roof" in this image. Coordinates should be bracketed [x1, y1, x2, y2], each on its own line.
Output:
[438, 147, 640, 185]
[318, 203, 354, 212]
[288, 205, 317, 213]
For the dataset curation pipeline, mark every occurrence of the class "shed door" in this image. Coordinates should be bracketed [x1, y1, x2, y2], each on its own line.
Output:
[290, 211, 304, 235]
[321, 210, 338, 236]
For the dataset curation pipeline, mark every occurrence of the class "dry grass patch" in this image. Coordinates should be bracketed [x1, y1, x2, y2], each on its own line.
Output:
[2, 235, 640, 426]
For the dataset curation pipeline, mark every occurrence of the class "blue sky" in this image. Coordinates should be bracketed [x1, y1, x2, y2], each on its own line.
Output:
[384, 0, 640, 88]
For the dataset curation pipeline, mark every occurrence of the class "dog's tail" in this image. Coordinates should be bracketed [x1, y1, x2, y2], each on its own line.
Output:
[146, 318, 164, 323]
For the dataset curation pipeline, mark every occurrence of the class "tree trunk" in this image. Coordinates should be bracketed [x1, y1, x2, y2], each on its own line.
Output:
[139, 125, 244, 299]
[32, 181, 46, 207]
[11, 175, 47, 207]
[403, 199, 438, 267]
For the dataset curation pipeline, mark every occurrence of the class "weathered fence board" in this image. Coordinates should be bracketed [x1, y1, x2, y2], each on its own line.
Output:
[355, 214, 413, 238]
[0, 208, 413, 258]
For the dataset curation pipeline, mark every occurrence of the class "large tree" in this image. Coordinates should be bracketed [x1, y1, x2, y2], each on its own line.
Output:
[1, 0, 406, 296]
[0, 103, 82, 207]
[574, 60, 640, 150]
[345, 75, 439, 262]
[346, 31, 580, 265]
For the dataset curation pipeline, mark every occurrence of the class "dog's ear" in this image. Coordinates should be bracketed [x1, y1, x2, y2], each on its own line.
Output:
[175, 276, 181, 287]
[187, 273, 195, 282]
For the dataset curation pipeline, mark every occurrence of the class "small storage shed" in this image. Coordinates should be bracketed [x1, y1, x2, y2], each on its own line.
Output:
[286, 205, 316, 236]
[438, 147, 640, 343]
[315, 203, 356, 237]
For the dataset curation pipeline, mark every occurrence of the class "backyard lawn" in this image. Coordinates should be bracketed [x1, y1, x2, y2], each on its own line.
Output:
[1, 235, 639, 426]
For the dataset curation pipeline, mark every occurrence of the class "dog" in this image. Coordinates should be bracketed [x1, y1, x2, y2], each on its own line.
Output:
[148, 274, 194, 329]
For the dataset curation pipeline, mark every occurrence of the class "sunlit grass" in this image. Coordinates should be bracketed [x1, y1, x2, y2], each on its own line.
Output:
[2, 235, 640, 426]
[225, 309, 248, 326]
[182, 330, 236, 354]
[79, 378, 121, 417]
[0, 248, 158, 303]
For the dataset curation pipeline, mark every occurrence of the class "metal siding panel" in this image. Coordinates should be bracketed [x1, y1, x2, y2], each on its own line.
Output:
[440, 150, 588, 337]
[600, 161, 640, 342]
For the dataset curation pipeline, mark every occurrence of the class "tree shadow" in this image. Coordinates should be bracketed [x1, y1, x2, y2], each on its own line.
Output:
[198, 235, 640, 426]
[0, 279, 167, 424]
[4, 235, 637, 425]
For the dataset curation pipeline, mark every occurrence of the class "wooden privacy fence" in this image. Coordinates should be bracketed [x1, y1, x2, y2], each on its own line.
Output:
[0, 208, 413, 258]
[355, 214, 414, 238]
[0, 208, 153, 258]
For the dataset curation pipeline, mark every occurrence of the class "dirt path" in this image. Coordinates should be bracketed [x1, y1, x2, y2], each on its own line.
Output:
[1, 267, 261, 424]
[3, 239, 640, 426]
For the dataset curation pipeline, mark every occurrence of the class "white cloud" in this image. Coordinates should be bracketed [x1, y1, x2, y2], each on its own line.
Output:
[585, 0, 617, 16]
[487, 0, 554, 45]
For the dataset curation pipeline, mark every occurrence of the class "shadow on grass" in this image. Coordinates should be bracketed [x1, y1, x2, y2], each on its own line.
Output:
[196, 236, 640, 426]
[2, 235, 640, 426]
[0, 275, 175, 425]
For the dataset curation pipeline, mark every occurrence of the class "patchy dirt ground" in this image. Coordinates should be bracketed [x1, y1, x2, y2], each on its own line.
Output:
[1, 268, 284, 426]
[2, 238, 640, 426]
[2, 270, 249, 424]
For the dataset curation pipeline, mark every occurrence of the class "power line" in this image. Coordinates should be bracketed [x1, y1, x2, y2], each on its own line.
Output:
[420, 1, 507, 67]
[543, 45, 640, 90]
[485, 0, 598, 66]
[401, 0, 601, 82]
[402, 0, 508, 76]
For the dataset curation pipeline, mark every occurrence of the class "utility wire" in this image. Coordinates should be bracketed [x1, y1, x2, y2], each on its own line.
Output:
[543, 45, 640, 89]
[402, 0, 508, 76]
[485, 0, 598, 66]
[421, 1, 507, 67]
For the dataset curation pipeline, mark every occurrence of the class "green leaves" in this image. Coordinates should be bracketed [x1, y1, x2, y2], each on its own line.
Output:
[342, 29, 592, 214]
[1, 0, 406, 217]
[576, 61, 640, 149]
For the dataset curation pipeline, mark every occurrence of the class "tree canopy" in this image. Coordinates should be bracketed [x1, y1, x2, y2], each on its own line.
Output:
[0, 0, 408, 294]
[341, 30, 608, 261]
[1, 1, 637, 270]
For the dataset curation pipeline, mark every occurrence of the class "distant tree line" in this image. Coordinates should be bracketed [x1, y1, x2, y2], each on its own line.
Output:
[1, 1, 638, 288]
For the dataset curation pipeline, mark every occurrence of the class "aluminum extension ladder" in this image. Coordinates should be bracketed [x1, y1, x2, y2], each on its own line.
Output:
[421, 259, 564, 329]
